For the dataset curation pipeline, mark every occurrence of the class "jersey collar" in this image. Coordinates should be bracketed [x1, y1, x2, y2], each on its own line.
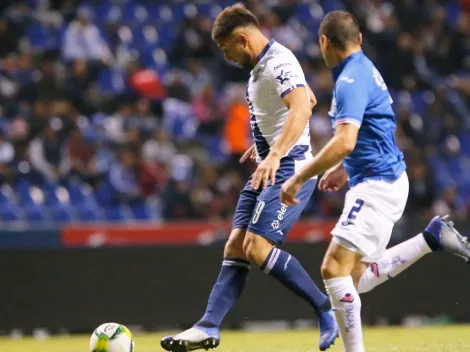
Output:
[257, 38, 276, 63]
[332, 50, 363, 80]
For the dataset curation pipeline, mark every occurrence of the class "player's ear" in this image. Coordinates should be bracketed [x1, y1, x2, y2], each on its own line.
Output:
[358, 32, 363, 45]
[319, 34, 328, 49]
[238, 33, 249, 49]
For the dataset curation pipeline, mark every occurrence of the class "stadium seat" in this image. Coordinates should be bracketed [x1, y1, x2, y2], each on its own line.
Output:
[0, 203, 24, 221]
[318, 0, 345, 12]
[428, 156, 455, 192]
[121, 3, 149, 25]
[67, 183, 104, 221]
[459, 132, 470, 157]
[49, 205, 75, 222]
[105, 205, 133, 222]
[76, 204, 105, 222]
[67, 183, 97, 205]
[94, 3, 119, 23]
[0, 185, 16, 207]
[26, 21, 63, 52]
[23, 204, 49, 222]
[0, 185, 23, 221]
[16, 184, 42, 207]
[98, 69, 126, 96]
[13, 185, 50, 221]
[130, 201, 153, 220]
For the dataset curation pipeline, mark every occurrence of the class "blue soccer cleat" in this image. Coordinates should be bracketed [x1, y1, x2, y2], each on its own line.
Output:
[318, 310, 339, 351]
[161, 326, 220, 352]
[425, 215, 470, 261]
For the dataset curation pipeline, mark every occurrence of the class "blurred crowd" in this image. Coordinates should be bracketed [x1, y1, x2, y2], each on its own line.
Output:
[0, 0, 468, 223]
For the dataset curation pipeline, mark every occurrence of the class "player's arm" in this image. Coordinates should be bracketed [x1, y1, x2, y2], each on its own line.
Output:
[297, 77, 367, 182]
[268, 53, 315, 159]
[306, 83, 317, 110]
[281, 77, 368, 203]
[242, 82, 314, 166]
[251, 53, 315, 189]
[269, 86, 313, 159]
[296, 123, 358, 183]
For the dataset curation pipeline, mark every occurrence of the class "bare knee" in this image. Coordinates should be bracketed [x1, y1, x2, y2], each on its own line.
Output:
[321, 241, 363, 279]
[224, 228, 247, 259]
[321, 255, 342, 279]
[243, 232, 273, 266]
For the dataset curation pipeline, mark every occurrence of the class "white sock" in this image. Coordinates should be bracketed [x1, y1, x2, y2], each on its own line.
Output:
[324, 276, 364, 352]
[358, 234, 432, 294]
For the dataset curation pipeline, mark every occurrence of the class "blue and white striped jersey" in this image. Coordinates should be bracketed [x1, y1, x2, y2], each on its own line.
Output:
[246, 39, 313, 171]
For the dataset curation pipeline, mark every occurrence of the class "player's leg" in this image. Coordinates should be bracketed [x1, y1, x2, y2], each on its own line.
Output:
[323, 174, 410, 352]
[161, 183, 258, 352]
[243, 230, 331, 314]
[353, 215, 470, 293]
[196, 228, 250, 329]
[161, 228, 249, 351]
[322, 239, 365, 352]
[244, 177, 338, 350]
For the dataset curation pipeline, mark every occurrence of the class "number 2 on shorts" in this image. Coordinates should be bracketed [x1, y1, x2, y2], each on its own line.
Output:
[347, 199, 364, 220]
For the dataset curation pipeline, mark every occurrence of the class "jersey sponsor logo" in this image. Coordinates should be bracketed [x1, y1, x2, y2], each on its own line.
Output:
[345, 305, 356, 332]
[340, 293, 356, 333]
[274, 62, 292, 70]
[271, 203, 288, 229]
[339, 76, 355, 83]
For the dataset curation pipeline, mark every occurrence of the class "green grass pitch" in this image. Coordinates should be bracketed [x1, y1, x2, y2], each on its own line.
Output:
[2, 326, 470, 352]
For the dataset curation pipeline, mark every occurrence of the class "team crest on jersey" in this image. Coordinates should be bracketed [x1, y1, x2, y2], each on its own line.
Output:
[275, 70, 291, 84]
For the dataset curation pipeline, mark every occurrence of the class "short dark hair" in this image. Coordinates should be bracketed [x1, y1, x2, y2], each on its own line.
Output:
[319, 11, 361, 50]
[211, 3, 259, 41]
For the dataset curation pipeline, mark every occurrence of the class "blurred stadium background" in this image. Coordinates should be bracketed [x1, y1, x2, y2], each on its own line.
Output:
[1, 0, 470, 347]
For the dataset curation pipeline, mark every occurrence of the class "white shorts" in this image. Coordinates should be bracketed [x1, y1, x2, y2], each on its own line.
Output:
[331, 172, 409, 262]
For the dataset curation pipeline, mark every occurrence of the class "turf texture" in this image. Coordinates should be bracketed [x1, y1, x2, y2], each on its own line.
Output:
[2, 326, 470, 352]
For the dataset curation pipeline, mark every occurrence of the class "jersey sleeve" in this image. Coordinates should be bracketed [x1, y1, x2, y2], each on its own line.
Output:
[334, 76, 368, 128]
[266, 52, 306, 98]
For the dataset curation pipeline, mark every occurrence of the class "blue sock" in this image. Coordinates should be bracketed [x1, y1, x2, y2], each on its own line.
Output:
[261, 248, 330, 314]
[196, 257, 250, 328]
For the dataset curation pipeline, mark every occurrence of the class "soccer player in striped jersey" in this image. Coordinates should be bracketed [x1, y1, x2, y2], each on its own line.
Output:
[162, 3, 338, 352]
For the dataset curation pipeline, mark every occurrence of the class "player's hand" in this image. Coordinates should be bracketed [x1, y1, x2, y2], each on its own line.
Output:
[281, 175, 303, 206]
[251, 153, 280, 190]
[239, 144, 256, 163]
[319, 163, 348, 192]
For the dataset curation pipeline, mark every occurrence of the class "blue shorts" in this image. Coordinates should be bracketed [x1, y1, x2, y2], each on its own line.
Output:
[232, 158, 317, 245]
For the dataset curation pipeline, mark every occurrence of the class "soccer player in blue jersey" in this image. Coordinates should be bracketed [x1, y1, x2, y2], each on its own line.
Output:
[162, 4, 338, 351]
[281, 10, 470, 352]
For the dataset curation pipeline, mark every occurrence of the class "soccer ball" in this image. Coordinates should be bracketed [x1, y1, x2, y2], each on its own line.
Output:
[90, 323, 135, 352]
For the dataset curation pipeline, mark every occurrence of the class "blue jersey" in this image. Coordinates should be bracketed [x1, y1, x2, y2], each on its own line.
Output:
[329, 50, 406, 187]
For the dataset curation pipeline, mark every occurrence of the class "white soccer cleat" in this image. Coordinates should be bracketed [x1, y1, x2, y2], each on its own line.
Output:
[173, 328, 211, 342]
[161, 327, 220, 352]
